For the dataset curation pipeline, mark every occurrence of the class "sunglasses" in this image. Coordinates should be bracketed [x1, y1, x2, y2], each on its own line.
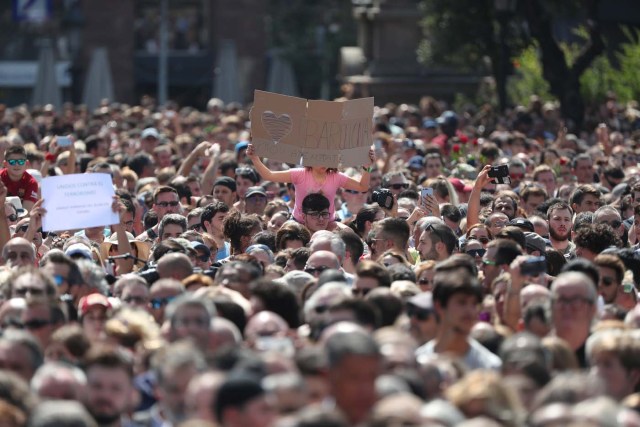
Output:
[304, 265, 331, 275]
[123, 295, 148, 305]
[388, 183, 409, 190]
[53, 274, 68, 286]
[6, 214, 16, 222]
[156, 201, 180, 208]
[16, 224, 29, 233]
[150, 296, 177, 309]
[407, 306, 431, 321]
[15, 287, 45, 297]
[466, 249, 486, 258]
[197, 253, 210, 262]
[345, 189, 367, 195]
[600, 220, 622, 229]
[418, 278, 431, 286]
[7, 159, 26, 166]
[188, 223, 202, 231]
[23, 319, 50, 330]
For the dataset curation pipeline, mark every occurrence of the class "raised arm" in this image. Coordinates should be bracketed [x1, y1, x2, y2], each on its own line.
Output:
[0, 182, 10, 251]
[110, 196, 134, 275]
[177, 141, 212, 177]
[246, 144, 292, 183]
[200, 143, 221, 196]
[343, 148, 375, 192]
[466, 165, 492, 230]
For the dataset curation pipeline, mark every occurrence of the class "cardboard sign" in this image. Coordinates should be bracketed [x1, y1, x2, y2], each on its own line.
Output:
[41, 173, 118, 232]
[250, 90, 373, 167]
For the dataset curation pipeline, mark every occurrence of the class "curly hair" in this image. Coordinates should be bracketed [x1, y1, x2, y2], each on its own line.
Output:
[574, 224, 622, 255]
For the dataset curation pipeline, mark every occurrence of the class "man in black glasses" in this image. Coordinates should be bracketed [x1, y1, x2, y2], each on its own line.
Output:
[381, 171, 410, 196]
[304, 251, 341, 278]
[593, 205, 625, 240]
[302, 193, 331, 234]
[1, 145, 38, 212]
[137, 186, 182, 242]
[406, 292, 438, 345]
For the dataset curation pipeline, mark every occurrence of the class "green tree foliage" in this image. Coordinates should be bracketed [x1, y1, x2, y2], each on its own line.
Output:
[418, 0, 608, 128]
[510, 29, 640, 106]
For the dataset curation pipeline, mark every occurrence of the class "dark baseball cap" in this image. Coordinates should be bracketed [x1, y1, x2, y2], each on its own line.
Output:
[213, 176, 236, 192]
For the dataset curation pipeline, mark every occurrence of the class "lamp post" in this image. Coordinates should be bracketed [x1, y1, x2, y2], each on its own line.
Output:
[158, 0, 169, 107]
[494, 0, 516, 112]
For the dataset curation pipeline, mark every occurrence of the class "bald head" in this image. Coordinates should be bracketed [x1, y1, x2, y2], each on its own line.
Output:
[520, 284, 551, 310]
[551, 271, 596, 301]
[157, 252, 193, 280]
[3, 237, 35, 269]
[244, 311, 289, 343]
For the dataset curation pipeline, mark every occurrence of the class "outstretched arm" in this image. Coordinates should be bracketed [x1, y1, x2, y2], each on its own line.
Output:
[246, 144, 292, 183]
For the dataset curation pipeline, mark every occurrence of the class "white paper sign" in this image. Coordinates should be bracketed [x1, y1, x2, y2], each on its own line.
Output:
[41, 173, 118, 232]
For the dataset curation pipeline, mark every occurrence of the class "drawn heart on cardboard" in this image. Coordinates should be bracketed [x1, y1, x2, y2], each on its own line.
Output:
[262, 111, 292, 144]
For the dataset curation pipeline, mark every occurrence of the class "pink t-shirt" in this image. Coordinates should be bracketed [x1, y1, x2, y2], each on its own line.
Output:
[290, 168, 349, 222]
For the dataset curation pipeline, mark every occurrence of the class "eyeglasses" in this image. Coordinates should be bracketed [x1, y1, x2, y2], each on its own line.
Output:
[314, 305, 329, 314]
[156, 201, 180, 208]
[23, 319, 50, 330]
[599, 220, 622, 229]
[425, 223, 444, 243]
[304, 265, 331, 275]
[188, 223, 202, 231]
[552, 295, 593, 307]
[124, 220, 135, 228]
[14, 287, 45, 297]
[173, 317, 209, 329]
[466, 249, 486, 258]
[123, 295, 148, 305]
[418, 278, 431, 286]
[407, 306, 432, 321]
[490, 221, 507, 228]
[6, 214, 16, 222]
[53, 275, 68, 286]
[482, 259, 497, 266]
[7, 159, 26, 166]
[388, 183, 409, 190]
[352, 288, 372, 297]
[150, 296, 177, 309]
[345, 189, 367, 195]
[304, 211, 330, 220]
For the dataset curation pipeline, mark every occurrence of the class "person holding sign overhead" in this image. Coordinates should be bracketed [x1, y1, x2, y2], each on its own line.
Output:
[246, 143, 375, 230]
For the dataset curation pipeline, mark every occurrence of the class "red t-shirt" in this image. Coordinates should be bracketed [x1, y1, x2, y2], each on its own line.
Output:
[0, 169, 39, 203]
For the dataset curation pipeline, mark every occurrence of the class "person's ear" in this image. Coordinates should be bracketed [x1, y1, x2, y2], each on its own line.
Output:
[571, 203, 577, 212]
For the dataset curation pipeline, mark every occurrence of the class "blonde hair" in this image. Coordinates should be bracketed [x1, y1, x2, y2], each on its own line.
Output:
[445, 370, 524, 426]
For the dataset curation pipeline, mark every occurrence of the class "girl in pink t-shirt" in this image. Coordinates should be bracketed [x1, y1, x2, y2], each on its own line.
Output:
[246, 144, 375, 225]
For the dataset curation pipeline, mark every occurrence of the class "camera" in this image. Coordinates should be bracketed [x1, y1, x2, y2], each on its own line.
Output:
[372, 188, 394, 210]
[488, 164, 511, 185]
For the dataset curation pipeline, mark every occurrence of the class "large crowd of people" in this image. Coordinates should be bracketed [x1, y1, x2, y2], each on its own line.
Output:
[0, 94, 638, 426]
